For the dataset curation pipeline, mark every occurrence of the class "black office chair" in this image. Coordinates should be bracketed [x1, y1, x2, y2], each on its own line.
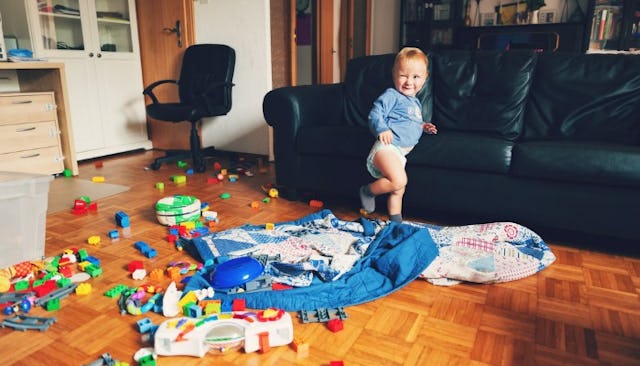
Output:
[143, 44, 235, 172]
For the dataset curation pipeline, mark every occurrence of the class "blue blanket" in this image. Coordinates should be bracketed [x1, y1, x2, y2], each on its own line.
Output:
[183, 210, 554, 311]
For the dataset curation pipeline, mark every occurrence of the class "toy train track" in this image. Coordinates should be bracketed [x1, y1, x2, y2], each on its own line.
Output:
[0, 314, 57, 331]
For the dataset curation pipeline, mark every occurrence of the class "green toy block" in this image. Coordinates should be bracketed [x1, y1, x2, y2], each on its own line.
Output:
[57, 278, 72, 288]
[46, 298, 61, 311]
[78, 248, 89, 260]
[85, 265, 102, 278]
[14, 280, 29, 291]
[104, 284, 128, 298]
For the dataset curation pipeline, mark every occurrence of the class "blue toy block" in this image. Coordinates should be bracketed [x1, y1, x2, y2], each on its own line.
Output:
[137, 317, 154, 333]
[115, 211, 130, 228]
[85, 256, 100, 266]
[134, 241, 157, 258]
[108, 230, 119, 239]
[186, 304, 203, 318]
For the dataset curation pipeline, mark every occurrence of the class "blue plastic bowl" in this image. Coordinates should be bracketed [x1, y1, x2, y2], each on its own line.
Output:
[209, 256, 264, 289]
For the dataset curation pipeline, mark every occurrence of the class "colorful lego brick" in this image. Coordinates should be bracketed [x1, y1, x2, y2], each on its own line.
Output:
[327, 318, 344, 332]
[202, 300, 221, 315]
[186, 304, 203, 318]
[13, 280, 29, 291]
[104, 284, 128, 298]
[258, 331, 271, 353]
[232, 298, 246, 312]
[137, 317, 154, 333]
[265, 222, 275, 230]
[77, 248, 88, 260]
[134, 241, 157, 258]
[115, 211, 130, 228]
[75, 283, 92, 295]
[149, 268, 164, 282]
[45, 298, 61, 311]
[291, 338, 309, 358]
[87, 235, 101, 245]
[177, 291, 198, 311]
[91, 176, 105, 183]
[108, 230, 119, 240]
[127, 260, 144, 273]
[85, 265, 102, 277]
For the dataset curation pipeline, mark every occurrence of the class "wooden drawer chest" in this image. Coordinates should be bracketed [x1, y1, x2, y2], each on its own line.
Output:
[0, 92, 64, 174]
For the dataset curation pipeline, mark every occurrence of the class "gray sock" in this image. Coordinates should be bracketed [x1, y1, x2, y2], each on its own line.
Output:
[359, 185, 375, 213]
[390, 214, 402, 223]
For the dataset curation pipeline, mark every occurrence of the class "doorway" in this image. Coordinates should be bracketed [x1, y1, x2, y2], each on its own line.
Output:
[293, 0, 371, 86]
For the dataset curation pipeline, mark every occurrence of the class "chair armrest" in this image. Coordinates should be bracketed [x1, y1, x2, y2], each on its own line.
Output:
[142, 79, 178, 104]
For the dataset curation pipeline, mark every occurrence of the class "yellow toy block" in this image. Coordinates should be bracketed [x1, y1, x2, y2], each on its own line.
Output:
[87, 236, 101, 245]
[91, 176, 105, 183]
[177, 291, 198, 312]
[77, 261, 92, 271]
[265, 223, 275, 230]
[75, 283, 92, 295]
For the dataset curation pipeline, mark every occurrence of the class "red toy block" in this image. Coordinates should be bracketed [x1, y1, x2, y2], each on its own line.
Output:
[272, 283, 293, 291]
[309, 199, 324, 208]
[232, 298, 246, 312]
[127, 260, 144, 273]
[329, 361, 344, 366]
[327, 319, 344, 333]
[33, 280, 57, 297]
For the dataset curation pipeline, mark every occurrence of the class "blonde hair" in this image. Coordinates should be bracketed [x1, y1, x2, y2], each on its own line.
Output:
[393, 47, 429, 75]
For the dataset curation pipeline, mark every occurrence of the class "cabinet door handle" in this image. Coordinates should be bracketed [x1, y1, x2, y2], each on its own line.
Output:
[12, 100, 33, 104]
[20, 153, 41, 159]
[16, 126, 37, 132]
[89, 52, 94, 57]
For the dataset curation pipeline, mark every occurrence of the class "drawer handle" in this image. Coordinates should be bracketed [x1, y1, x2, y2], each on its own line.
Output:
[16, 127, 37, 132]
[20, 153, 41, 159]
[11, 100, 34, 105]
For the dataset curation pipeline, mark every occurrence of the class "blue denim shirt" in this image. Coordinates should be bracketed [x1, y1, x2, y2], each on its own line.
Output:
[368, 88, 424, 148]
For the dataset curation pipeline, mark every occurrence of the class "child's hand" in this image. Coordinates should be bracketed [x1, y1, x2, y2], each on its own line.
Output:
[422, 122, 437, 134]
[378, 130, 393, 144]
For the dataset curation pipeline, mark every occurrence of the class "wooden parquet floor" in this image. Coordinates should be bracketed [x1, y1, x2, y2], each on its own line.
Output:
[1, 150, 639, 366]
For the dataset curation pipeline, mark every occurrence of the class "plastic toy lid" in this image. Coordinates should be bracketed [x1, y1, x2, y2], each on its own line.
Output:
[209, 256, 264, 289]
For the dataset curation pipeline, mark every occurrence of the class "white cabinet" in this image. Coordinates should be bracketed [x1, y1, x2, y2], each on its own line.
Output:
[1, 0, 152, 160]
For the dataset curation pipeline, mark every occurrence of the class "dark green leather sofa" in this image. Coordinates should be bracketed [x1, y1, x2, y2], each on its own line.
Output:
[263, 50, 640, 247]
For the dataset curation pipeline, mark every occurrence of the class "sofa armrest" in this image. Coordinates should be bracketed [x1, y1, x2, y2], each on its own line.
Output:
[263, 83, 345, 131]
[263, 83, 344, 194]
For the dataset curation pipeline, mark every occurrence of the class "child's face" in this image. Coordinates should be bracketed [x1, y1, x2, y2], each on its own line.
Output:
[393, 58, 428, 97]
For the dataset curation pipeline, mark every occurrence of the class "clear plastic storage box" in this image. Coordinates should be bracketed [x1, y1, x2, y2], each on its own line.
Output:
[0, 171, 52, 268]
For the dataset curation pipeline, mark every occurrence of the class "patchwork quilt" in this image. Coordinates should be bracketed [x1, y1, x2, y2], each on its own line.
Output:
[184, 209, 555, 310]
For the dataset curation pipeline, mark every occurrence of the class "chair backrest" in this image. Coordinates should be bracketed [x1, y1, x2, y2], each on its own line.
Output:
[178, 44, 235, 116]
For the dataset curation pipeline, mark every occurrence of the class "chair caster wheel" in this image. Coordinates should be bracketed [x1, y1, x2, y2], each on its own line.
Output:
[150, 162, 161, 171]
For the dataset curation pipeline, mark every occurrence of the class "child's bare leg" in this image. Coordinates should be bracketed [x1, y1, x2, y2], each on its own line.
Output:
[370, 149, 407, 195]
[387, 186, 405, 222]
[369, 149, 407, 221]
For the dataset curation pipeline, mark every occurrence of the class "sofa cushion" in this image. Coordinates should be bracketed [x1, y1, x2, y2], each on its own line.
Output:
[342, 53, 433, 128]
[297, 126, 375, 158]
[524, 52, 640, 144]
[408, 131, 514, 174]
[511, 141, 640, 188]
[431, 50, 536, 140]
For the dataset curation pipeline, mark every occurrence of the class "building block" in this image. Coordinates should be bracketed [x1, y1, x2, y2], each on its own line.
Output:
[137, 318, 154, 333]
[115, 211, 130, 228]
[258, 331, 270, 353]
[134, 241, 157, 258]
[85, 265, 102, 277]
[108, 230, 119, 240]
[104, 284, 128, 298]
[329, 361, 344, 366]
[75, 283, 92, 296]
[45, 298, 60, 311]
[87, 235, 101, 245]
[127, 260, 144, 273]
[327, 318, 344, 332]
[291, 337, 310, 358]
[232, 298, 246, 312]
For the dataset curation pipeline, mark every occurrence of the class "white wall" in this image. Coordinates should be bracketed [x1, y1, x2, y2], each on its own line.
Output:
[194, 0, 272, 156]
[370, 0, 400, 55]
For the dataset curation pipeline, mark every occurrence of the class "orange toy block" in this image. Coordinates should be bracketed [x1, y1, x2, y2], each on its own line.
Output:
[258, 332, 270, 353]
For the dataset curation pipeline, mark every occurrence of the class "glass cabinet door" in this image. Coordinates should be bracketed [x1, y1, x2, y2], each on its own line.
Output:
[94, 0, 133, 53]
[36, 0, 85, 51]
